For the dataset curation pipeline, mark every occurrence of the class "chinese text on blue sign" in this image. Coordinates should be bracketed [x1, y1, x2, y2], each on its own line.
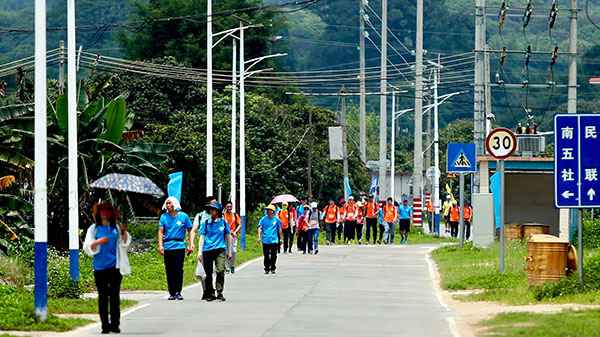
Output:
[554, 114, 600, 208]
[447, 143, 477, 173]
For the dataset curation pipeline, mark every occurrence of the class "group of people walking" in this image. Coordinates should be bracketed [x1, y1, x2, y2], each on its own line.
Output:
[441, 195, 474, 239]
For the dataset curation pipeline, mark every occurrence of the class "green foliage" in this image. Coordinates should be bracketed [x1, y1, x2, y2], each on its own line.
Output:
[0, 285, 91, 331]
[0, 255, 31, 287]
[47, 249, 83, 299]
[532, 275, 582, 301]
[481, 310, 600, 337]
[582, 219, 600, 249]
[128, 222, 158, 241]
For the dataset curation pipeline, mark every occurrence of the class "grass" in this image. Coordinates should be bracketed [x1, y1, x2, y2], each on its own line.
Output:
[120, 232, 263, 290]
[0, 286, 91, 332]
[432, 241, 600, 305]
[481, 310, 600, 337]
[48, 297, 137, 314]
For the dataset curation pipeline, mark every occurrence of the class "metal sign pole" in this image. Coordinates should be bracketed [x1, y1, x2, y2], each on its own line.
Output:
[578, 209, 584, 286]
[459, 173, 465, 247]
[499, 159, 505, 273]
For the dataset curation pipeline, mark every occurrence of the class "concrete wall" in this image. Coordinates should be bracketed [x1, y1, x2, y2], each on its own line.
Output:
[370, 172, 412, 200]
[505, 172, 560, 235]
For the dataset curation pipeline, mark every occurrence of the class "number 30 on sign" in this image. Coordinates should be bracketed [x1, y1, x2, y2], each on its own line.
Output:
[485, 128, 517, 159]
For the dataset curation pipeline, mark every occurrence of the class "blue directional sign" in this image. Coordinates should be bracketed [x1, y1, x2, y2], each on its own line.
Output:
[447, 143, 477, 173]
[555, 114, 600, 208]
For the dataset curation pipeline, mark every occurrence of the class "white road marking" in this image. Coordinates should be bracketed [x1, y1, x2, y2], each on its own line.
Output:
[425, 248, 462, 337]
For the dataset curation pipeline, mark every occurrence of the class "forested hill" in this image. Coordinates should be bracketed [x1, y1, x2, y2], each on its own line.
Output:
[2, 0, 600, 130]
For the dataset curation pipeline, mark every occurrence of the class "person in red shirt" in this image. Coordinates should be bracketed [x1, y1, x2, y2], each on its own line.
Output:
[322, 200, 338, 245]
[222, 201, 240, 273]
[296, 209, 310, 254]
[337, 198, 346, 242]
[365, 195, 379, 244]
[449, 202, 460, 238]
[278, 202, 295, 254]
[464, 202, 473, 240]
[344, 196, 358, 244]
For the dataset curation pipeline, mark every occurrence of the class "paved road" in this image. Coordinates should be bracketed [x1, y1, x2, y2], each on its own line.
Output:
[73, 245, 456, 337]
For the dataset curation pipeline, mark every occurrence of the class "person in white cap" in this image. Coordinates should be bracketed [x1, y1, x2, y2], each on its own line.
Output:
[306, 202, 321, 254]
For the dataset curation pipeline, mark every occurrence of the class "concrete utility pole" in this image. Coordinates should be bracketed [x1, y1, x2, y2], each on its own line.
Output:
[308, 107, 313, 198]
[391, 91, 396, 199]
[432, 63, 441, 235]
[230, 39, 237, 213]
[206, 0, 214, 197]
[378, 0, 388, 199]
[473, 0, 486, 193]
[239, 22, 246, 250]
[67, 0, 79, 283]
[484, 44, 492, 136]
[425, 78, 432, 180]
[34, 0, 48, 322]
[58, 40, 64, 94]
[413, 0, 424, 199]
[341, 87, 350, 200]
[359, 0, 367, 163]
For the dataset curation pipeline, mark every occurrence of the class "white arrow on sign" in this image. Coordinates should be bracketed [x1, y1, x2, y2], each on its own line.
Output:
[562, 190, 575, 199]
[588, 188, 596, 201]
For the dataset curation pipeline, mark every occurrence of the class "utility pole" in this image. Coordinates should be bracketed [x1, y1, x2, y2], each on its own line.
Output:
[230, 39, 237, 213]
[308, 108, 313, 198]
[473, 0, 486, 193]
[34, 0, 48, 322]
[484, 44, 492, 136]
[568, 0, 579, 281]
[378, 0, 388, 199]
[425, 77, 432, 180]
[432, 60, 441, 236]
[359, 0, 367, 163]
[239, 22, 246, 251]
[58, 40, 64, 94]
[391, 91, 396, 199]
[67, 0, 79, 283]
[206, 0, 214, 197]
[341, 87, 349, 200]
[413, 0, 424, 199]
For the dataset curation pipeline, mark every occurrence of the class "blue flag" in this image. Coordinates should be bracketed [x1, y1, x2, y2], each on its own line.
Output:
[344, 176, 353, 199]
[369, 176, 378, 196]
[167, 172, 183, 203]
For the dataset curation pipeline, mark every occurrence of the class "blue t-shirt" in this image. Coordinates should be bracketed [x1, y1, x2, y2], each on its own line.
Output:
[199, 217, 230, 252]
[160, 212, 193, 250]
[258, 215, 282, 244]
[93, 225, 118, 271]
[399, 205, 413, 219]
[297, 205, 305, 218]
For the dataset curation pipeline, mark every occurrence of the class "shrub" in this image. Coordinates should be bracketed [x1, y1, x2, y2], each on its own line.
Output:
[128, 222, 158, 241]
[532, 252, 600, 300]
[0, 256, 32, 287]
[47, 249, 82, 299]
[582, 219, 600, 249]
[6, 237, 35, 267]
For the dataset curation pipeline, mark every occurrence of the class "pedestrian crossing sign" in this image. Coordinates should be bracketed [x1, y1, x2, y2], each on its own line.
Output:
[447, 143, 477, 173]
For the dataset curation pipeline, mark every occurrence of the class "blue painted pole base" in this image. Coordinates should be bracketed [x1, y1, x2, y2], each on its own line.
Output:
[69, 249, 80, 282]
[34, 242, 48, 322]
[434, 214, 441, 236]
[241, 215, 247, 251]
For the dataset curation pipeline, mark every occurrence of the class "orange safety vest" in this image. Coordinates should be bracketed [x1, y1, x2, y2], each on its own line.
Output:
[366, 200, 378, 218]
[383, 204, 397, 223]
[345, 203, 358, 221]
[324, 205, 338, 223]
[357, 207, 364, 224]
[223, 212, 240, 232]
[338, 206, 346, 222]
[450, 206, 460, 222]
[278, 209, 290, 229]
[426, 200, 433, 213]
[464, 206, 473, 221]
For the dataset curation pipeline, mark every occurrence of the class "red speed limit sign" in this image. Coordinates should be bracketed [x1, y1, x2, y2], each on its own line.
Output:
[485, 128, 517, 159]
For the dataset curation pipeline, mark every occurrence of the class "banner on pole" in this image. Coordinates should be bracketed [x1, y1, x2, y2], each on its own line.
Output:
[168, 172, 183, 203]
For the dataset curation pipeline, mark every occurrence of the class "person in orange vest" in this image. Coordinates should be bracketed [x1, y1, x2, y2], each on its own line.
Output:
[356, 201, 365, 244]
[337, 198, 346, 242]
[322, 199, 339, 245]
[296, 209, 309, 254]
[449, 201, 460, 238]
[364, 195, 379, 244]
[425, 199, 433, 234]
[382, 197, 398, 244]
[223, 201, 240, 273]
[278, 202, 295, 254]
[344, 196, 358, 244]
[464, 202, 473, 240]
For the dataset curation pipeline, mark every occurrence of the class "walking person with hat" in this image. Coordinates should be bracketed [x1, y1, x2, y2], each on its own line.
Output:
[158, 196, 193, 300]
[398, 199, 413, 244]
[196, 201, 232, 301]
[259, 205, 283, 274]
[306, 202, 321, 254]
[365, 195, 379, 244]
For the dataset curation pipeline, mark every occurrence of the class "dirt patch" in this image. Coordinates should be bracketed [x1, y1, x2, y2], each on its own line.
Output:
[426, 252, 600, 337]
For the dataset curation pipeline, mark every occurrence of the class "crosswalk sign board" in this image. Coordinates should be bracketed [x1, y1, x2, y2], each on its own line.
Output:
[447, 143, 477, 173]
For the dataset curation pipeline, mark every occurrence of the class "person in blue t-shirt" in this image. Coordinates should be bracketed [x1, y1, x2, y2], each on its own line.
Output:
[258, 204, 283, 274]
[83, 202, 131, 334]
[398, 199, 413, 244]
[158, 197, 193, 300]
[197, 201, 232, 302]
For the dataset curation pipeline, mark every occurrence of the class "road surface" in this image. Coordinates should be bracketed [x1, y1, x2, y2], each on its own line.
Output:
[72, 244, 457, 337]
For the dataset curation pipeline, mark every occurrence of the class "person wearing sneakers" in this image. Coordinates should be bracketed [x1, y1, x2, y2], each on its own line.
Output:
[197, 201, 232, 302]
[278, 202, 294, 254]
[222, 201, 240, 273]
[258, 205, 283, 274]
[344, 196, 358, 244]
[337, 198, 346, 242]
[382, 197, 398, 244]
[356, 201, 365, 244]
[398, 199, 413, 244]
[306, 202, 321, 254]
[322, 200, 339, 245]
[365, 195, 379, 244]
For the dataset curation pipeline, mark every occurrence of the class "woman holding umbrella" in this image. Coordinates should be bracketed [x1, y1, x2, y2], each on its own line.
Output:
[158, 196, 193, 300]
